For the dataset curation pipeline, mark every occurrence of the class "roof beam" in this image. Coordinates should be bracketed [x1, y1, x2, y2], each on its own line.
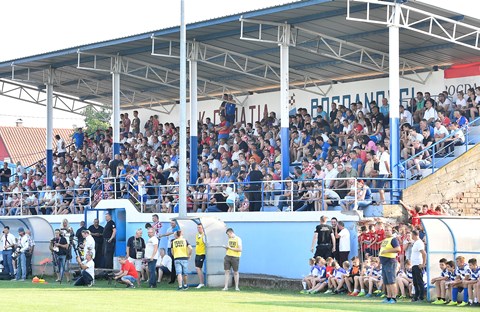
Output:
[292, 25, 432, 84]
[347, 0, 480, 51]
[0, 78, 108, 115]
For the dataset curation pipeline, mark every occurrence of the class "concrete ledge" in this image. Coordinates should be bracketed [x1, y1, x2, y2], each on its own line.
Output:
[240, 274, 301, 290]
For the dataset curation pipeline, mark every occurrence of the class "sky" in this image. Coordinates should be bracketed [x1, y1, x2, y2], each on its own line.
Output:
[0, 0, 476, 128]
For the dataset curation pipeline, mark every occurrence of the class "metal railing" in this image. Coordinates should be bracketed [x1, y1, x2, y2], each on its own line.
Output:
[397, 116, 480, 183]
[0, 188, 91, 216]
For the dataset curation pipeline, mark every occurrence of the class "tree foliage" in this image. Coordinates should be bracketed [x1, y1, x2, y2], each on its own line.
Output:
[83, 106, 111, 136]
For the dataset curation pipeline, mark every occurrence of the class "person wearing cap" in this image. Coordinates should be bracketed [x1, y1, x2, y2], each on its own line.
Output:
[103, 212, 117, 269]
[223, 228, 242, 291]
[14, 227, 29, 281]
[1, 226, 16, 279]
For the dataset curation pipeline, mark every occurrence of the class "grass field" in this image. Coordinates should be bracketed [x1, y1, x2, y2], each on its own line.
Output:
[0, 279, 458, 312]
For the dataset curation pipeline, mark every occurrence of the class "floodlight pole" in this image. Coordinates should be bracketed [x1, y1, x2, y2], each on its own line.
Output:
[389, 3, 401, 203]
[179, 0, 187, 217]
[46, 68, 54, 187]
[112, 57, 121, 157]
[189, 42, 199, 185]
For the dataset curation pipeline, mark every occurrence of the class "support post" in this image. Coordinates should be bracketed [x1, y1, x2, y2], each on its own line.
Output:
[189, 43, 198, 185]
[178, 0, 187, 217]
[280, 25, 291, 180]
[112, 59, 121, 158]
[46, 70, 54, 187]
[389, 3, 401, 203]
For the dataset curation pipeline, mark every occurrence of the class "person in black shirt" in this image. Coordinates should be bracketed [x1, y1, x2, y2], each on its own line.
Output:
[247, 163, 264, 212]
[88, 219, 104, 268]
[207, 188, 229, 212]
[103, 212, 116, 269]
[310, 216, 336, 259]
[75, 221, 86, 247]
[50, 229, 68, 282]
[126, 229, 146, 282]
[0, 162, 11, 187]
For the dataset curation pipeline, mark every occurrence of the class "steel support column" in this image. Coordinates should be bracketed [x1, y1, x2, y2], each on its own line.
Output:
[46, 70, 54, 187]
[178, 0, 187, 217]
[189, 43, 199, 185]
[112, 60, 121, 157]
[389, 3, 401, 203]
[280, 31, 291, 180]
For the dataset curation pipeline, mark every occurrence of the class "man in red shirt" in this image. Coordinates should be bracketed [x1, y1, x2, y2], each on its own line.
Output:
[114, 256, 139, 288]
[358, 226, 372, 260]
[399, 200, 422, 228]
[373, 222, 385, 257]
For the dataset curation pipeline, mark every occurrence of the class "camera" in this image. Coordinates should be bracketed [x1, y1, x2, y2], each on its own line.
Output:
[11, 246, 21, 261]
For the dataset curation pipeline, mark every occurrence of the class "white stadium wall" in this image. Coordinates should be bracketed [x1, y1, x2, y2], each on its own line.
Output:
[128, 70, 448, 126]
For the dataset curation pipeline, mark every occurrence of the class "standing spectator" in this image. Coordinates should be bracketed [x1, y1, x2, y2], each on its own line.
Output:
[132, 110, 141, 135]
[73, 251, 94, 287]
[145, 228, 159, 288]
[55, 134, 66, 159]
[310, 216, 335, 259]
[126, 229, 145, 284]
[223, 228, 242, 291]
[195, 224, 206, 288]
[88, 219, 104, 268]
[14, 227, 29, 281]
[25, 229, 35, 278]
[0, 162, 12, 188]
[247, 163, 263, 211]
[51, 229, 68, 283]
[225, 95, 237, 124]
[103, 212, 116, 269]
[1, 226, 16, 279]
[151, 214, 162, 239]
[172, 230, 192, 290]
[336, 221, 351, 265]
[82, 230, 96, 259]
[379, 225, 401, 304]
[377, 143, 391, 204]
[76, 221, 87, 247]
[72, 128, 84, 150]
[123, 113, 131, 134]
[410, 230, 427, 302]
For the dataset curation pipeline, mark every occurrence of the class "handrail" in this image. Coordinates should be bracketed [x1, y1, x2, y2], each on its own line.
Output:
[397, 116, 480, 173]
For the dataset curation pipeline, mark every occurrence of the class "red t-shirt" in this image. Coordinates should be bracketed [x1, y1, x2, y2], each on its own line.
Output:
[373, 229, 385, 250]
[359, 233, 371, 250]
[326, 266, 334, 278]
[409, 209, 420, 227]
[121, 260, 138, 279]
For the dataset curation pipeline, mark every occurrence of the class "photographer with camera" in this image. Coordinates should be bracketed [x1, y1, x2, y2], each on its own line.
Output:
[73, 251, 94, 287]
[13, 227, 29, 281]
[114, 256, 138, 288]
[50, 229, 68, 283]
[1, 226, 16, 279]
[126, 229, 145, 284]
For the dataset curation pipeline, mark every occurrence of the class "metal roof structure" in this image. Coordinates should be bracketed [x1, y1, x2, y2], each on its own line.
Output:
[0, 0, 479, 115]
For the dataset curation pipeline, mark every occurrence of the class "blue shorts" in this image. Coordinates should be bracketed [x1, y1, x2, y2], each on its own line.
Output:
[121, 275, 137, 284]
[376, 174, 389, 189]
[175, 259, 189, 275]
[381, 259, 397, 285]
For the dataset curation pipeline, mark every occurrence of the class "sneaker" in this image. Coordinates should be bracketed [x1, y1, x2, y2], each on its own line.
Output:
[126, 284, 135, 288]
[457, 302, 468, 307]
[300, 290, 308, 294]
[373, 290, 382, 294]
[324, 289, 332, 294]
[432, 299, 445, 305]
[398, 295, 407, 300]
[177, 286, 183, 291]
[357, 291, 366, 297]
[382, 298, 390, 303]
[387, 299, 396, 304]
[222, 287, 228, 291]
[352, 292, 359, 297]
[380, 294, 386, 298]
[87, 282, 93, 287]
[365, 294, 372, 298]
[19, 279, 25, 282]
[196, 284, 205, 289]
[235, 287, 240, 291]
[446, 301, 457, 306]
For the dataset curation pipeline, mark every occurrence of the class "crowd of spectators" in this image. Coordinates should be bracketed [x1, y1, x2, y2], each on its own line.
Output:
[0, 86, 477, 215]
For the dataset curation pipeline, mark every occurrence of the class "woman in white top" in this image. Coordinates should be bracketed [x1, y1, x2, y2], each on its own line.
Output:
[455, 91, 467, 110]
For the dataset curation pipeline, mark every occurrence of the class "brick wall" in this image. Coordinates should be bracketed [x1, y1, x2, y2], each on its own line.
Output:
[402, 144, 480, 216]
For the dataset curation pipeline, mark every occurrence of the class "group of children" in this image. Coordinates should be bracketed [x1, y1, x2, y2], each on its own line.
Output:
[301, 255, 426, 300]
[431, 256, 480, 307]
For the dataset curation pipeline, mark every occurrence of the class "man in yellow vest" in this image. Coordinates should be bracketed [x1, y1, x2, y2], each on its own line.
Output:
[195, 224, 206, 289]
[172, 230, 192, 291]
[223, 228, 242, 291]
[379, 225, 401, 304]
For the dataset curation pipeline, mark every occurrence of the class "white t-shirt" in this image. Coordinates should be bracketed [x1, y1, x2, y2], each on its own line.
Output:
[400, 110, 413, 125]
[84, 235, 96, 259]
[83, 259, 95, 279]
[379, 151, 390, 175]
[57, 139, 66, 153]
[434, 125, 449, 137]
[338, 228, 351, 252]
[156, 254, 172, 271]
[410, 239, 425, 266]
[145, 236, 159, 259]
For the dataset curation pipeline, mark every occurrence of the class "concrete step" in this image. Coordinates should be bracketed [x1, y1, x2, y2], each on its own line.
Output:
[454, 144, 476, 157]
[467, 125, 480, 135]
[240, 274, 301, 290]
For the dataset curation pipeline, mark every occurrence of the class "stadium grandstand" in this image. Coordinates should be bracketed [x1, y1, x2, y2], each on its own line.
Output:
[0, 0, 480, 303]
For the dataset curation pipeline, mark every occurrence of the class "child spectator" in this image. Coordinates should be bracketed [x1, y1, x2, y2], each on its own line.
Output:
[355, 258, 371, 297]
[345, 256, 361, 295]
[396, 259, 413, 299]
[332, 261, 350, 294]
[457, 258, 479, 307]
[446, 256, 469, 306]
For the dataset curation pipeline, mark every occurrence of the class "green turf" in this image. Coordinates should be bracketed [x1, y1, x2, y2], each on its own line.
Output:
[0, 280, 459, 312]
